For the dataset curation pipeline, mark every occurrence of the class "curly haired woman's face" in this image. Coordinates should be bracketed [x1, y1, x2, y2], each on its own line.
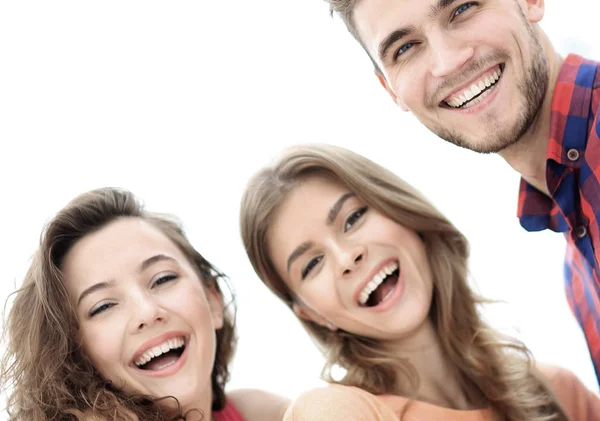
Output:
[62, 218, 223, 410]
[267, 175, 434, 343]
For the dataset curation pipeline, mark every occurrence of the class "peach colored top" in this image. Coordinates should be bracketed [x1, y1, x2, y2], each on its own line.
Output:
[283, 365, 600, 421]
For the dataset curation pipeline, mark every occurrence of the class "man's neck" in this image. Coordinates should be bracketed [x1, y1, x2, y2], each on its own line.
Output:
[498, 33, 564, 196]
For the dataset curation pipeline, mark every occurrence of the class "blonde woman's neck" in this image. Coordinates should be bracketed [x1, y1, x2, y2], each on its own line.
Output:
[387, 322, 486, 411]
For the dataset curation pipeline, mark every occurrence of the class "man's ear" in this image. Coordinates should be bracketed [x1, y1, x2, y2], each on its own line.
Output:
[376, 71, 408, 111]
[522, 0, 545, 23]
[206, 283, 224, 330]
[292, 302, 337, 331]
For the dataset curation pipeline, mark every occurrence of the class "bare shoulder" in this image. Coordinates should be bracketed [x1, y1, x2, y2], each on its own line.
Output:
[534, 362, 581, 388]
[534, 362, 600, 421]
[284, 385, 398, 421]
[227, 388, 290, 421]
[293, 384, 374, 404]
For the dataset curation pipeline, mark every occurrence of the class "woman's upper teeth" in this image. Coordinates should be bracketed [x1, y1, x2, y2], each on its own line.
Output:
[134, 337, 185, 367]
[358, 262, 399, 305]
[446, 66, 502, 108]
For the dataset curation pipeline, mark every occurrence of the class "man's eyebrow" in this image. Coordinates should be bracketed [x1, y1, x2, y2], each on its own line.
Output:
[378, 0, 459, 62]
[286, 241, 314, 273]
[429, 0, 459, 19]
[378, 27, 412, 62]
[327, 192, 356, 225]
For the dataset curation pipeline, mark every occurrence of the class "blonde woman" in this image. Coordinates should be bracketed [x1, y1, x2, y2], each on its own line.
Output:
[1, 187, 288, 421]
[239, 144, 600, 421]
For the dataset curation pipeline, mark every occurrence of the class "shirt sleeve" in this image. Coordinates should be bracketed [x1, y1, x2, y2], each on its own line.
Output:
[283, 386, 398, 421]
[542, 364, 600, 421]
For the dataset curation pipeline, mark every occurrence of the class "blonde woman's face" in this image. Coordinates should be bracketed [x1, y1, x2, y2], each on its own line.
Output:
[268, 175, 434, 343]
[62, 218, 223, 411]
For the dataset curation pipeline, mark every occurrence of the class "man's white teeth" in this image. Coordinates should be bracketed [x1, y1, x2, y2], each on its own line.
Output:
[358, 262, 399, 305]
[462, 87, 494, 108]
[446, 66, 502, 108]
[134, 337, 185, 367]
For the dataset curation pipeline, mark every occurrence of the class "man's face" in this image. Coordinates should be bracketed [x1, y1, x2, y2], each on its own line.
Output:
[353, 0, 549, 153]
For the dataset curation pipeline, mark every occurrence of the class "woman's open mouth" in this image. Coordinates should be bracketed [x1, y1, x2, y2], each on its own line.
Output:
[358, 261, 400, 308]
[133, 336, 187, 372]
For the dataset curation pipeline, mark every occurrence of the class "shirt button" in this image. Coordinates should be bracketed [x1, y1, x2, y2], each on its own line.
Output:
[575, 225, 587, 238]
[567, 149, 580, 161]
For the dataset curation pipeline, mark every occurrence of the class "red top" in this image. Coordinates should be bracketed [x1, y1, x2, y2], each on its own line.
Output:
[213, 401, 245, 421]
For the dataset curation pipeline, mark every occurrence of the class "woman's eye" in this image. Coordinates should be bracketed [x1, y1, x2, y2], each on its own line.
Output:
[394, 42, 415, 61]
[152, 274, 177, 288]
[301, 256, 322, 280]
[454, 2, 476, 18]
[344, 206, 369, 232]
[89, 302, 115, 318]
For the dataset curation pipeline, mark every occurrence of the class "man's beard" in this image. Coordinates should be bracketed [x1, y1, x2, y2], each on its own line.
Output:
[433, 13, 549, 154]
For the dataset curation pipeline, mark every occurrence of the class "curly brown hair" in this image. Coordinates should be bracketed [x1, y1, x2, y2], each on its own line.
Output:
[1, 188, 237, 421]
[240, 144, 568, 421]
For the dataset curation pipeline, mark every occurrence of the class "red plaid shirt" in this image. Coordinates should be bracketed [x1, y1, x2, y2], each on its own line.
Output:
[518, 54, 600, 386]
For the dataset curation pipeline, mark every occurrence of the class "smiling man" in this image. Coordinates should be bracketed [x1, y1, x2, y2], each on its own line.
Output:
[322, 0, 600, 385]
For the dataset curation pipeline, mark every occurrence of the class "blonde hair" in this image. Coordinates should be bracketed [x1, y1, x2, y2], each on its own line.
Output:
[240, 144, 567, 421]
[1, 188, 237, 421]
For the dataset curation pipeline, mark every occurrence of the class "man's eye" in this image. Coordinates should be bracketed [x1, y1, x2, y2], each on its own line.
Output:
[454, 2, 476, 17]
[394, 42, 415, 61]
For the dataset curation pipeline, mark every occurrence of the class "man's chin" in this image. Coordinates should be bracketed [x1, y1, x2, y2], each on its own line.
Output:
[435, 126, 523, 154]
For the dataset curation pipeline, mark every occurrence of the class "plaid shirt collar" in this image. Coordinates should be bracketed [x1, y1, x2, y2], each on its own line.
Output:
[546, 54, 598, 169]
[517, 54, 599, 232]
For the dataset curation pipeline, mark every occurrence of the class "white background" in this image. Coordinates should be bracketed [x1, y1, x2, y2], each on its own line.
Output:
[0, 0, 599, 414]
